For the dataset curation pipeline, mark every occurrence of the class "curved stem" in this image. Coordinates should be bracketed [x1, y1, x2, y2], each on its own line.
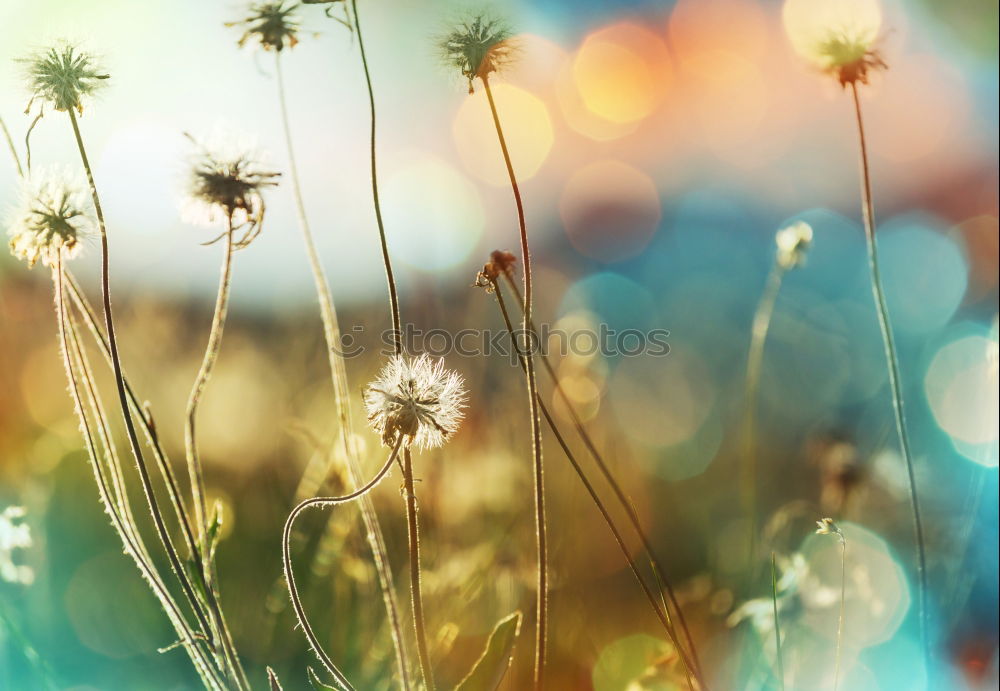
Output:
[67, 110, 243, 688]
[482, 74, 547, 690]
[276, 45, 410, 688]
[502, 275, 705, 684]
[490, 280, 698, 690]
[849, 82, 928, 662]
[743, 262, 786, 567]
[54, 259, 225, 691]
[283, 436, 404, 691]
[402, 449, 435, 690]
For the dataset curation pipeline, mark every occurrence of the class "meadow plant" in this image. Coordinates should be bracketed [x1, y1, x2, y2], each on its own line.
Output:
[440, 17, 550, 689]
[816, 518, 847, 691]
[783, 0, 928, 664]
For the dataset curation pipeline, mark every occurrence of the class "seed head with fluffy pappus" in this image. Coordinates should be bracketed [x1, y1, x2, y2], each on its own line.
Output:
[228, 1, 301, 52]
[183, 130, 279, 231]
[22, 43, 109, 114]
[7, 166, 94, 268]
[365, 354, 467, 449]
[783, 0, 886, 86]
[775, 221, 813, 269]
[439, 15, 515, 92]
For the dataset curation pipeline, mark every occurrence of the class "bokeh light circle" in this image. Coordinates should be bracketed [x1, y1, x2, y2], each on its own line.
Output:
[559, 160, 661, 262]
[382, 154, 484, 271]
[572, 23, 671, 125]
[452, 83, 553, 187]
[924, 331, 999, 465]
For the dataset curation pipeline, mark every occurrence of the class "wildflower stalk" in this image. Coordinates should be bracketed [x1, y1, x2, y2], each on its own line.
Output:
[770, 552, 785, 691]
[0, 113, 23, 177]
[487, 276, 701, 690]
[348, 5, 434, 686]
[282, 435, 406, 691]
[274, 45, 410, 688]
[482, 73, 548, 690]
[53, 257, 226, 691]
[849, 81, 928, 659]
[501, 273, 705, 683]
[66, 109, 247, 689]
[743, 262, 786, 564]
[185, 219, 234, 548]
[835, 536, 846, 691]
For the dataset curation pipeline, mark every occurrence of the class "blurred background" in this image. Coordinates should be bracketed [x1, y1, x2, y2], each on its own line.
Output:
[0, 0, 997, 689]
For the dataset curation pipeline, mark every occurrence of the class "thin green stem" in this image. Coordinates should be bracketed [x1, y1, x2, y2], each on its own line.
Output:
[282, 436, 405, 691]
[770, 553, 784, 691]
[275, 46, 410, 688]
[849, 82, 928, 662]
[743, 262, 786, 567]
[502, 274, 705, 684]
[482, 74, 547, 690]
[490, 280, 698, 690]
[67, 110, 240, 688]
[0, 113, 24, 177]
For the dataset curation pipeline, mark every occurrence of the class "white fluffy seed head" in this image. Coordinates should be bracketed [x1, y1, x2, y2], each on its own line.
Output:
[364, 354, 467, 450]
[7, 166, 94, 269]
[775, 220, 813, 270]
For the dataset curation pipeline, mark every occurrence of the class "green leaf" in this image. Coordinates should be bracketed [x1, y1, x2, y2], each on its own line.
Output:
[455, 611, 522, 691]
[307, 666, 339, 691]
[267, 666, 283, 691]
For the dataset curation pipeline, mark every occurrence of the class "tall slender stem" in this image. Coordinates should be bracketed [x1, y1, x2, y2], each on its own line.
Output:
[275, 47, 410, 688]
[849, 82, 928, 661]
[770, 553, 785, 691]
[834, 538, 846, 691]
[283, 436, 405, 691]
[352, 0, 401, 347]
[743, 262, 786, 566]
[490, 279, 699, 690]
[185, 220, 234, 547]
[402, 449, 435, 691]
[0, 113, 23, 177]
[67, 110, 245, 689]
[502, 275, 704, 681]
[54, 259, 225, 691]
[482, 75, 547, 690]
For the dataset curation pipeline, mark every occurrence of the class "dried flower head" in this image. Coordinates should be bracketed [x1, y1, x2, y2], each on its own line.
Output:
[775, 221, 813, 269]
[782, 0, 886, 86]
[22, 43, 109, 115]
[183, 129, 279, 244]
[815, 517, 845, 540]
[1, 506, 33, 585]
[7, 166, 94, 268]
[475, 249, 518, 290]
[439, 15, 515, 92]
[364, 354, 467, 449]
[228, 1, 301, 52]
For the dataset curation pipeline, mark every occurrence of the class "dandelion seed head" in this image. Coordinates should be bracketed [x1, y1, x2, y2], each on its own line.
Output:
[182, 128, 279, 233]
[775, 221, 813, 269]
[6, 166, 94, 269]
[439, 15, 516, 92]
[783, 0, 886, 85]
[21, 42, 109, 114]
[1, 506, 34, 585]
[228, 1, 301, 52]
[815, 516, 845, 540]
[364, 354, 467, 450]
